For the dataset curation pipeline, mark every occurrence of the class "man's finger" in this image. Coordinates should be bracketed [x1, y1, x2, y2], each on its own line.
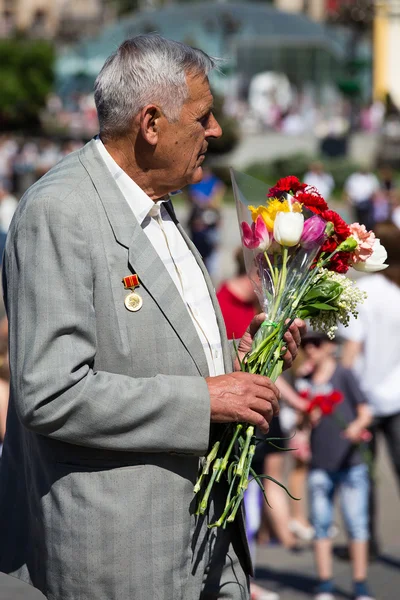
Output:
[287, 323, 301, 348]
[294, 318, 307, 338]
[248, 312, 266, 337]
[250, 373, 280, 397]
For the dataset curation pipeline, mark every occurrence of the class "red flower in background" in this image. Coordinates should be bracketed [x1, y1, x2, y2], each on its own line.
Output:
[306, 390, 344, 415]
[296, 187, 328, 214]
[268, 176, 307, 198]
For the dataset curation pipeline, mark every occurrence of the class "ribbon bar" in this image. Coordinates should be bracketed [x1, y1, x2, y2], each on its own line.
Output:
[122, 274, 140, 289]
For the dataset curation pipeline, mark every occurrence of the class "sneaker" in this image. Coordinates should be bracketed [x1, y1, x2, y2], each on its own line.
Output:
[314, 594, 335, 600]
[289, 519, 315, 541]
[354, 596, 376, 600]
[250, 582, 280, 600]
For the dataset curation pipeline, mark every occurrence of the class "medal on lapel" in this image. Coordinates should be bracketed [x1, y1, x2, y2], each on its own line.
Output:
[122, 274, 143, 312]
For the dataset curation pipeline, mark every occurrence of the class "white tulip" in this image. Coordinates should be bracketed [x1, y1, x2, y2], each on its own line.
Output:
[353, 238, 388, 272]
[273, 212, 304, 247]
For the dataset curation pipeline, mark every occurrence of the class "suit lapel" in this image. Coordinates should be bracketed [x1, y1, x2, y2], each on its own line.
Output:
[79, 140, 209, 378]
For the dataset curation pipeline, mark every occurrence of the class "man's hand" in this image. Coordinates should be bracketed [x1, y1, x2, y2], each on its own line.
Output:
[206, 372, 280, 434]
[234, 314, 307, 371]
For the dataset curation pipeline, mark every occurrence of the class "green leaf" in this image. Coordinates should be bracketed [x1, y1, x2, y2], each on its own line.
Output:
[307, 302, 339, 311]
[253, 474, 300, 501]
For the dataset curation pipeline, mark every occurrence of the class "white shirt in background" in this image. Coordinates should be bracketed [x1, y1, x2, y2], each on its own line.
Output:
[344, 172, 379, 205]
[392, 206, 400, 230]
[0, 193, 18, 232]
[96, 138, 225, 378]
[304, 171, 335, 201]
[339, 274, 400, 417]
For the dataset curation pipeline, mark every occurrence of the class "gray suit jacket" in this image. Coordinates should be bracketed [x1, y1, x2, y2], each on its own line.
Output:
[0, 140, 251, 599]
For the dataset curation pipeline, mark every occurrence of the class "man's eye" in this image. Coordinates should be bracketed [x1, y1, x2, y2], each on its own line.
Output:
[199, 112, 211, 125]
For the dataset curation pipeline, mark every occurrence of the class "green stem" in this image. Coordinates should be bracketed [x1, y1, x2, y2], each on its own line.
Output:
[264, 251, 277, 290]
[236, 426, 254, 477]
[194, 441, 220, 494]
[197, 458, 222, 515]
[227, 491, 244, 523]
[238, 444, 255, 492]
[216, 424, 242, 483]
[272, 247, 288, 320]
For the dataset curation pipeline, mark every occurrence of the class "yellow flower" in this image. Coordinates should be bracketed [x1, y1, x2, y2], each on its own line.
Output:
[249, 199, 302, 232]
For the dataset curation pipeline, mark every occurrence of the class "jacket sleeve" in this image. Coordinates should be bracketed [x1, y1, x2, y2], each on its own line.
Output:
[4, 195, 211, 455]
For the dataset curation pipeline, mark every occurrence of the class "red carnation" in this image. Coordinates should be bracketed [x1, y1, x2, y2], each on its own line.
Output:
[321, 210, 350, 241]
[328, 252, 351, 274]
[296, 187, 328, 214]
[268, 175, 307, 198]
[321, 238, 338, 254]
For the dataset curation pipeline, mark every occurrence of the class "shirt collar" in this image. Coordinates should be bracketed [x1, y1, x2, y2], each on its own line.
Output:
[95, 136, 167, 225]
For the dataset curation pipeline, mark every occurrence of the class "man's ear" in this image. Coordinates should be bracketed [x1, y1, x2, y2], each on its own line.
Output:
[140, 105, 162, 145]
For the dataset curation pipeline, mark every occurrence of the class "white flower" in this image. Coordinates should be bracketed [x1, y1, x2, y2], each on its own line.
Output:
[353, 238, 388, 273]
[308, 269, 367, 339]
[273, 212, 304, 247]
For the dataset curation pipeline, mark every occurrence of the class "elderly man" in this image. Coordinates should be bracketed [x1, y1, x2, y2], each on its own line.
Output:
[0, 35, 304, 600]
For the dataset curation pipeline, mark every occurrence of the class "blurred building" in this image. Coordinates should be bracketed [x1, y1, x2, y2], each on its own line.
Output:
[56, 2, 345, 101]
[373, 0, 400, 107]
[0, 0, 106, 40]
[275, 0, 326, 22]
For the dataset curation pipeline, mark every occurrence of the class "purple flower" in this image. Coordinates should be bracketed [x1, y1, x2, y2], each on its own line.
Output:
[241, 216, 270, 251]
[300, 215, 327, 249]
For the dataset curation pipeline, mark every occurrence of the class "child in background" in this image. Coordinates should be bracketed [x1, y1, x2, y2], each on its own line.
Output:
[296, 332, 374, 600]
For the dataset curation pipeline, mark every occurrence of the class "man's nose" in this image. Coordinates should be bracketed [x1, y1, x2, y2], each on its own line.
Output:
[206, 114, 222, 139]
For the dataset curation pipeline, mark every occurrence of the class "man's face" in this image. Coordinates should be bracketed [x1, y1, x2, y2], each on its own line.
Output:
[155, 72, 222, 189]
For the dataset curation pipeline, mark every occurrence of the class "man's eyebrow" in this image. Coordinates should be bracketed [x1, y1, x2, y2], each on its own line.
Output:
[200, 102, 214, 115]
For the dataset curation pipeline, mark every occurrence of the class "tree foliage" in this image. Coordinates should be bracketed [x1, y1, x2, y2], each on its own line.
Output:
[0, 39, 55, 131]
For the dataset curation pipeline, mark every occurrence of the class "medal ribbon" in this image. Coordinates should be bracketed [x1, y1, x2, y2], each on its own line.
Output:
[122, 274, 139, 290]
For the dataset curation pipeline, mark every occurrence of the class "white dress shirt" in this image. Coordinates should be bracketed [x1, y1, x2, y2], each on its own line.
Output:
[96, 138, 225, 377]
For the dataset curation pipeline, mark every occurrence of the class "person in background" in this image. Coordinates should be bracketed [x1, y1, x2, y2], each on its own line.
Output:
[303, 162, 335, 202]
[341, 221, 400, 559]
[217, 248, 258, 340]
[373, 165, 396, 224]
[187, 165, 225, 277]
[343, 167, 379, 231]
[0, 184, 18, 234]
[278, 373, 315, 543]
[297, 332, 374, 600]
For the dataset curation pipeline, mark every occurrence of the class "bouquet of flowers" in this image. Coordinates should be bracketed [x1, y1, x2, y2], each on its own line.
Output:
[194, 171, 387, 528]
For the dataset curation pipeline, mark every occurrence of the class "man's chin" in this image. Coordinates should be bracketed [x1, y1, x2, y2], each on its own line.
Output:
[189, 166, 204, 184]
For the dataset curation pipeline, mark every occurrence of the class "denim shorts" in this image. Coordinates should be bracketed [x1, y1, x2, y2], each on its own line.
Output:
[309, 463, 369, 540]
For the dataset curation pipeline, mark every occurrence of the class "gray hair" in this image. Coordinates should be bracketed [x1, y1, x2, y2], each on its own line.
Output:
[94, 34, 217, 138]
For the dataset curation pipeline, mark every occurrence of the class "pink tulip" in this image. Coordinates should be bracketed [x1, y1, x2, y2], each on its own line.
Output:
[241, 216, 270, 251]
[300, 215, 327, 249]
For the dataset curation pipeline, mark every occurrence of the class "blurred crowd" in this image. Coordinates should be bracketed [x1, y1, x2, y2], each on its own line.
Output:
[225, 80, 386, 138]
